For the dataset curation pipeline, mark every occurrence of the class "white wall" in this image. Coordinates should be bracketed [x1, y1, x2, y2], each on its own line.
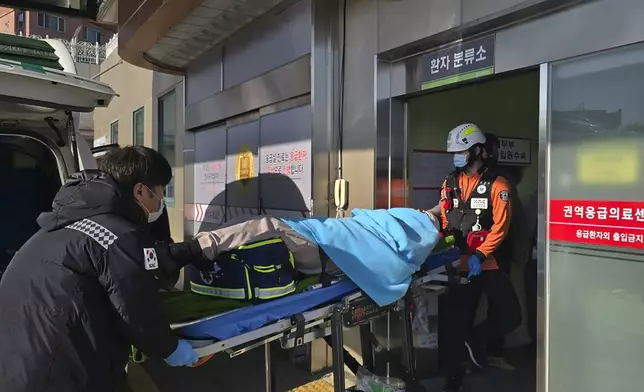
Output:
[222, 0, 311, 89]
[93, 52, 154, 146]
[75, 62, 100, 133]
[185, 0, 311, 108]
[375, 0, 549, 54]
[153, 72, 185, 240]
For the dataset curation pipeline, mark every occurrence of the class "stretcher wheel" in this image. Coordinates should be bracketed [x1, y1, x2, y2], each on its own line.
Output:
[192, 354, 215, 367]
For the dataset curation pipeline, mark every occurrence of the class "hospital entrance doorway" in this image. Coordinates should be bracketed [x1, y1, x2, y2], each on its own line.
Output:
[405, 69, 540, 391]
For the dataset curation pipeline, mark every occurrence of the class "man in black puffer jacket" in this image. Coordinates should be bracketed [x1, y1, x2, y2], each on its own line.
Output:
[0, 146, 207, 392]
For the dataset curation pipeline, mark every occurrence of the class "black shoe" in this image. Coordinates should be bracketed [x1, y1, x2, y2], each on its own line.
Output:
[487, 355, 516, 371]
[464, 340, 485, 368]
[442, 376, 463, 392]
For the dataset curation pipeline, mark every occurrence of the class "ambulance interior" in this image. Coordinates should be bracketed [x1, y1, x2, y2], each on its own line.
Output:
[405, 69, 540, 390]
[0, 135, 62, 278]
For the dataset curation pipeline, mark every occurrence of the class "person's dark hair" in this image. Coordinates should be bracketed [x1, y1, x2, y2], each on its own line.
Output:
[483, 132, 500, 156]
[98, 145, 172, 189]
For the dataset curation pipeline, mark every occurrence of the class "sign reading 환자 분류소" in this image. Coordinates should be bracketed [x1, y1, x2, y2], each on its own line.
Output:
[419, 34, 495, 90]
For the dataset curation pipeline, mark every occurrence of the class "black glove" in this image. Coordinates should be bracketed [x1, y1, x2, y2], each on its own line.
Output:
[149, 240, 214, 290]
[167, 239, 214, 271]
[151, 240, 181, 290]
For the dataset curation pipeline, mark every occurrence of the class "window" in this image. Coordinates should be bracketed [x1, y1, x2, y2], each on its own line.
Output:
[158, 90, 176, 205]
[85, 28, 101, 44]
[133, 108, 145, 145]
[37, 13, 65, 32]
[110, 121, 119, 144]
[16, 12, 25, 29]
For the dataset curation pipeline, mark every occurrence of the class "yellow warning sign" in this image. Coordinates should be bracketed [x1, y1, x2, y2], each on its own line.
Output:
[235, 146, 254, 182]
[577, 142, 639, 184]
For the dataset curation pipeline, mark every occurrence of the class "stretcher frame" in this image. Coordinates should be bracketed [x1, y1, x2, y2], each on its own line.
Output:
[177, 259, 466, 392]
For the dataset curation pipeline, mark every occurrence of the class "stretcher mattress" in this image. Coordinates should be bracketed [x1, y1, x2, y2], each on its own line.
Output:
[175, 280, 358, 340]
[173, 248, 460, 341]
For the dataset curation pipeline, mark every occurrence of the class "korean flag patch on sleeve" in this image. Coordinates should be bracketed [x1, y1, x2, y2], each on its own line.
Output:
[499, 190, 509, 202]
[144, 248, 159, 270]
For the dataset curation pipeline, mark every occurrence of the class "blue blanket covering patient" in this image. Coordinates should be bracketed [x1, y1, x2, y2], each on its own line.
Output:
[281, 208, 440, 306]
[194, 208, 441, 306]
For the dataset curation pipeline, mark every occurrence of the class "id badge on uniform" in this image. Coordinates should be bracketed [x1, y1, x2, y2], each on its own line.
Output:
[470, 198, 488, 210]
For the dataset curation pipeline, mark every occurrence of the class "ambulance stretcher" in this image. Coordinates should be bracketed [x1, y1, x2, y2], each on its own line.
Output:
[172, 248, 464, 392]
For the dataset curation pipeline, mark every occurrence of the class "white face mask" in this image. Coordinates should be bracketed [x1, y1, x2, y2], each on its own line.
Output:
[143, 186, 165, 223]
[147, 198, 165, 223]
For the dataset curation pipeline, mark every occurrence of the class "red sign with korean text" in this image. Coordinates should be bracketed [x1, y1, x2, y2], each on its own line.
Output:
[549, 200, 644, 250]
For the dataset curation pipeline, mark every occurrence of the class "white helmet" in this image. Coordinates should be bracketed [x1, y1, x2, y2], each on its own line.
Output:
[446, 123, 486, 153]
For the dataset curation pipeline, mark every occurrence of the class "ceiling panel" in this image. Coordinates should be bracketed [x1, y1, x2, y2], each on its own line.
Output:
[145, 0, 285, 70]
[183, 15, 215, 27]
[196, 6, 225, 18]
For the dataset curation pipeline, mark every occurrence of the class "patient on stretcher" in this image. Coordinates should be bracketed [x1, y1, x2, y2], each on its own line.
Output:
[189, 208, 442, 307]
[131, 209, 446, 364]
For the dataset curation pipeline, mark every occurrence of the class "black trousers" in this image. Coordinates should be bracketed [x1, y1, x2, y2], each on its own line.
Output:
[467, 269, 522, 357]
[441, 269, 522, 377]
[440, 282, 471, 379]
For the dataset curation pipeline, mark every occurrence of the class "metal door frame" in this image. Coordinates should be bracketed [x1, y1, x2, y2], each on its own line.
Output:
[537, 62, 551, 392]
[389, 64, 550, 391]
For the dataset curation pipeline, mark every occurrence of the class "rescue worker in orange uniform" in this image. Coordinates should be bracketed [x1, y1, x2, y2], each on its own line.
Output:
[439, 123, 522, 392]
[464, 132, 524, 371]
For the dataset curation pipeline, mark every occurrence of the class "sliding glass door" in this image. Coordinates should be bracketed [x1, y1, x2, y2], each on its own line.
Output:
[544, 43, 644, 392]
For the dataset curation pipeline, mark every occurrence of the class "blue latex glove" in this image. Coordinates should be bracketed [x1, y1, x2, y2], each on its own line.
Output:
[165, 339, 199, 367]
[467, 254, 483, 279]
